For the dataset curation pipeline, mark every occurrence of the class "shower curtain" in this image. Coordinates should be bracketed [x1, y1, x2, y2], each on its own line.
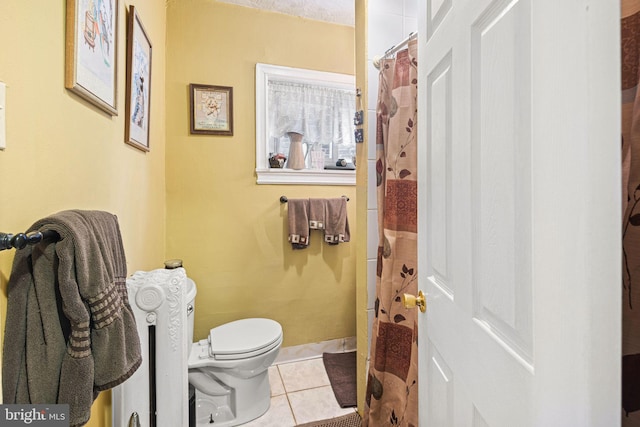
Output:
[623, 0, 640, 423]
[363, 39, 418, 427]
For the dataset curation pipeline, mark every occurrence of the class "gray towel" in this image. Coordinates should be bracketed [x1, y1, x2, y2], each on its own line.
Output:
[309, 198, 326, 230]
[287, 199, 310, 249]
[2, 210, 141, 427]
[324, 198, 350, 245]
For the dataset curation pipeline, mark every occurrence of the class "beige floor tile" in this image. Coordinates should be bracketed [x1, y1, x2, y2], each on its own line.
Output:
[287, 385, 355, 425]
[233, 357, 355, 426]
[269, 365, 286, 396]
[241, 395, 296, 427]
[277, 358, 330, 393]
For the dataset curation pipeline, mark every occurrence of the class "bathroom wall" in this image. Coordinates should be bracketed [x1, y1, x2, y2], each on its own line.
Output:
[0, 1, 167, 426]
[165, 2, 357, 348]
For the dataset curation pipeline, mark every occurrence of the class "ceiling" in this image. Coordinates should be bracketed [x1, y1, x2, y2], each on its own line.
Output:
[215, 0, 355, 27]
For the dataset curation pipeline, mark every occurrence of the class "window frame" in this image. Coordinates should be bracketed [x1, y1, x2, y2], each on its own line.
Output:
[255, 63, 356, 185]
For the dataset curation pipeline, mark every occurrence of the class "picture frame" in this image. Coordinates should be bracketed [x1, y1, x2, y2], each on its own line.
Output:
[189, 84, 234, 136]
[125, 6, 152, 152]
[65, 0, 119, 115]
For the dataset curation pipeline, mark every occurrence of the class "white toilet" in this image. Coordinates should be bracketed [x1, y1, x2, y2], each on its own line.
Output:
[185, 278, 283, 427]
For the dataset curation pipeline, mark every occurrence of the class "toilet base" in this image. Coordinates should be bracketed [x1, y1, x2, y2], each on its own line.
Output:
[192, 368, 271, 427]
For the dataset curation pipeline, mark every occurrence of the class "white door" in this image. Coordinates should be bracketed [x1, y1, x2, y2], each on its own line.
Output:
[416, 0, 621, 425]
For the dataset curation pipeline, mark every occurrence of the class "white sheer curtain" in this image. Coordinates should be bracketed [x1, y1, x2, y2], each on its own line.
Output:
[267, 80, 355, 164]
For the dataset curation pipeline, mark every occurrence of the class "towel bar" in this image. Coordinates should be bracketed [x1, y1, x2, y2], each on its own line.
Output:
[0, 230, 60, 251]
[280, 196, 349, 203]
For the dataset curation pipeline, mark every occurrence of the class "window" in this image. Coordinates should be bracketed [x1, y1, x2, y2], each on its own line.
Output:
[255, 63, 356, 185]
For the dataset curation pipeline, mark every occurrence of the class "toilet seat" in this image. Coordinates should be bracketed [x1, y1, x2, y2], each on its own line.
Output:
[208, 318, 282, 361]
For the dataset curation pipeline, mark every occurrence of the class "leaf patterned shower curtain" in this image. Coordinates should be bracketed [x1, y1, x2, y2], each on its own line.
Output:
[363, 39, 418, 427]
[623, 1, 640, 424]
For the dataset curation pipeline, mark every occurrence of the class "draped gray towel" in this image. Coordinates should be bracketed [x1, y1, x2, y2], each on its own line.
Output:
[2, 210, 142, 427]
[323, 198, 350, 245]
[287, 199, 310, 249]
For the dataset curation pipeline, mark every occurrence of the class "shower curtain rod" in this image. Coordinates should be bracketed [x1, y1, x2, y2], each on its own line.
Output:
[373, 32, 417, 70]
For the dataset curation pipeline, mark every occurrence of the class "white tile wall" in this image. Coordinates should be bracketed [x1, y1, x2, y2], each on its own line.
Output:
[367, 259, 377, 310]
[367, 62, 380, 111]
[404, 0, 419, 17]
[368, 11, 404, 62]
[366, 209, 379, 260]
[367, 159, 377, 210]
[369, 0, 404, 16]
[404, 16, 418, 34]
[367, 110, 377, 160]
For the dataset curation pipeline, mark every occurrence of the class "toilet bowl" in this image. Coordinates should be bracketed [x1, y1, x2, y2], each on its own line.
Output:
[185, 279, 283, 427]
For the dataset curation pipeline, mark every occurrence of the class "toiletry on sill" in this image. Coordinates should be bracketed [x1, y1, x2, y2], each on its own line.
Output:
[269, 153, 287, 168]
[310, 145, 324, 170]
[324, 159, 355, 170]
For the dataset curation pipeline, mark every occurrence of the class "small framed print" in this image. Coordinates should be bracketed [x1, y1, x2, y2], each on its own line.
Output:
[125, 6, 152, 151]
[189, 84, 234, 136]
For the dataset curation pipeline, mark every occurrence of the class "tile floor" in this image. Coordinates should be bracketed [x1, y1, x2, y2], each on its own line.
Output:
[242, 357, 358, 426]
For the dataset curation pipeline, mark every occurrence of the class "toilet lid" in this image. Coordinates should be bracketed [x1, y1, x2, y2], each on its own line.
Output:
[208, 318, 282, 360]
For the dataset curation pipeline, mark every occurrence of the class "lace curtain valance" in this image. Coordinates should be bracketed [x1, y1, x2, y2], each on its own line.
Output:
[267, 80, 355, 146]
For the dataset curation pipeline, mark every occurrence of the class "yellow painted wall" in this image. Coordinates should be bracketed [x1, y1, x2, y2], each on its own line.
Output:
[165, 1, 357, 347]
[167, 0, 357, 346]
[0, 1, 167, 425]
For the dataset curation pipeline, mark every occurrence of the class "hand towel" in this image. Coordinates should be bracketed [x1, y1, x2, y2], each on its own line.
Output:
[309, 198, 326, 230]
[324, 198, 350, 245]
[2, 210, 142, 427]
[287, 199, 310, 249]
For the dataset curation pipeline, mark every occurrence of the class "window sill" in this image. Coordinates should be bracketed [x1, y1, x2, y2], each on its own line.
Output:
[256, 168, 356, 185]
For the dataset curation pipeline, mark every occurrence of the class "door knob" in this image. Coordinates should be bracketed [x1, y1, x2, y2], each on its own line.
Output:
[402, 290, 426, 313]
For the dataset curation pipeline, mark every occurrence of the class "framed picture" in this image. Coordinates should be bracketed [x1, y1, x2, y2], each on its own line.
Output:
[65, 0, 119, 115]
[125, 6, 152, 151]
[189, 84, 234, 136]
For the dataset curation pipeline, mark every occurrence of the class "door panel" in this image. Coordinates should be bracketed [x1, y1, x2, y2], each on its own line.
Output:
[427, 341, 454, 425]
[427, 0, 452, 41]
[470, 0, 533, 367]
[417, 0, 621, 426]
[426, 50, 453, 298]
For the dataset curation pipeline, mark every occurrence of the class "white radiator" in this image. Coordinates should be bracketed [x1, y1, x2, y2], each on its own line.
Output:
[112, 268, 190, 427]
